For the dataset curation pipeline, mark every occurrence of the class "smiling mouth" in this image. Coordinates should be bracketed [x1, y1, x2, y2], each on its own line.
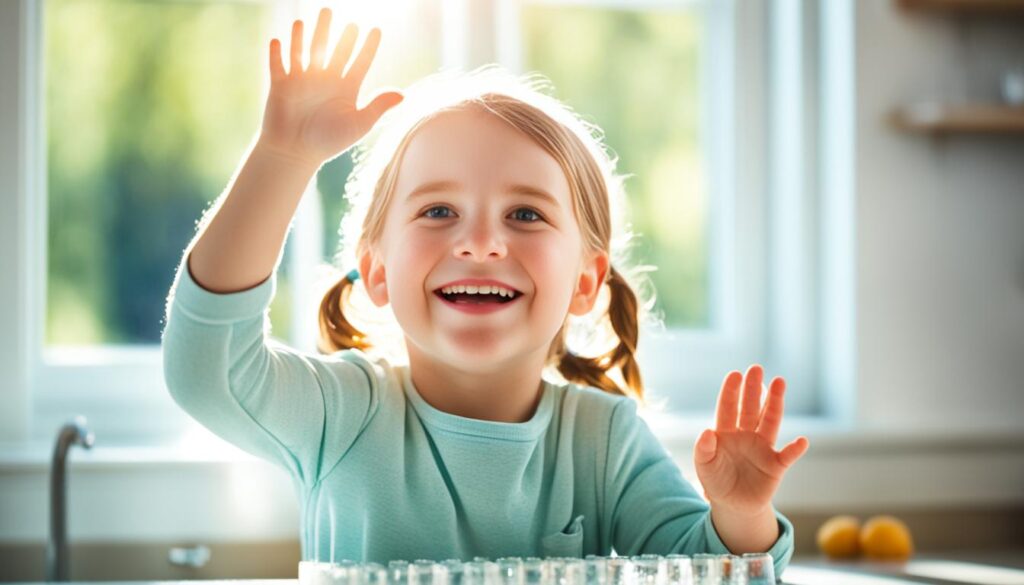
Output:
[433, 290, 523, 304]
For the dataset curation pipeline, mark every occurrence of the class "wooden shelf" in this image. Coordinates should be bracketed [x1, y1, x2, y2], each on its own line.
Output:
[899, 0, 1024, 14]
[891, 103, 1024, 134]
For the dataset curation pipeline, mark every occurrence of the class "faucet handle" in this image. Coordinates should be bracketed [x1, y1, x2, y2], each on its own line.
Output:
[67, 415, 94, 449]
[169, 545, 212, 568]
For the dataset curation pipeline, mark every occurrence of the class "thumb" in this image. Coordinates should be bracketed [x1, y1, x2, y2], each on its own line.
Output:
[693, 429, 718, 466]
[356, 91, 404, 130]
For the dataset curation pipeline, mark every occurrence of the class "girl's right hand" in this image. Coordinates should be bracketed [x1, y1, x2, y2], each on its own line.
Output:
[258, 7, 404, 166]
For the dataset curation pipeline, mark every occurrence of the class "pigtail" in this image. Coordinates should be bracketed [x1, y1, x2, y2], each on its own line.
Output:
[554, 265, 644, 403]
[318, 271, 372, 354]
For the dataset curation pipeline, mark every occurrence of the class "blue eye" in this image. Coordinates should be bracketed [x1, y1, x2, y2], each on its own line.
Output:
[423, 206, 453, 219]
[512, 208, 542, 222]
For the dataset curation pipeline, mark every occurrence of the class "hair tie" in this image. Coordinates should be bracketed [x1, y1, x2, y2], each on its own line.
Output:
[346, 269, 360, 282]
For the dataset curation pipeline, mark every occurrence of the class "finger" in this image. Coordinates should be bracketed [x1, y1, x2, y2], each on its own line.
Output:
[738, 364, 764, 431]
[693, 429, 718, 466]
[326, 23, 358, 76]
[309, 7, 332, 70]
[269, 39, 286, 82]
[777, 436, 809, 468]
[290, 19, 304, 74]
[714, 370, 743, 431]
[353, 91, 404, 133]
[755, 377, 786, 446]
[344, 27, 382, 88]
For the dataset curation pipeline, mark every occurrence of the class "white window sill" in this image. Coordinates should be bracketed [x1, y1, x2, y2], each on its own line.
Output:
[4, 413, 1024, 472]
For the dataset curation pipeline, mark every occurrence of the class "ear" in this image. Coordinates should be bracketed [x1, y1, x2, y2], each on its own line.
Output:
[569, 249, 609, 316]
[358, 247, 389, 307]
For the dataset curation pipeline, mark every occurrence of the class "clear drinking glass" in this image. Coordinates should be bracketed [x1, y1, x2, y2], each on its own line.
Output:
[332, 561, 361, 585]
[298, 561, 325, 585]
[389, 560, 411, 585]
[523, 558, 548, 585]
[551, 557, 585, 585]
[583, 555, 608, 585]
[690, 555, 719, 585]
[464, 561, 495, 585]
[443, 560, 466, 585]
[606, 557, 636, 585]
[365, 563, 389, 585]
[497, 557, 525, 585]
[630, 555, 665, 585]
[740, 554, 775, 585]
[718, 555, 744, 585]
[409, 559, 450, 585]
[663, 555, 693, 585]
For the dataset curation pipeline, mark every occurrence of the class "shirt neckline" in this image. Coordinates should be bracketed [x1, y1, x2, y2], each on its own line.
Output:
[399, 366, 555, 441]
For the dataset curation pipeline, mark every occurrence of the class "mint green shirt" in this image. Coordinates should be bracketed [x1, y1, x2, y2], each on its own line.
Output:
[161, 256, 794, 574]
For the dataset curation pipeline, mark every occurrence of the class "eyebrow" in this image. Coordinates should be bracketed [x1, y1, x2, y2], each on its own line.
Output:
[405, 180, 562, 208]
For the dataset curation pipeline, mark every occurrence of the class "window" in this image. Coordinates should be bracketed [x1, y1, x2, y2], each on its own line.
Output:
[12, 0, 850, 443]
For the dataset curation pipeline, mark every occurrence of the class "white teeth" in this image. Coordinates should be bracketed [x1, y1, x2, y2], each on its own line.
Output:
[439, 284, 517, 297]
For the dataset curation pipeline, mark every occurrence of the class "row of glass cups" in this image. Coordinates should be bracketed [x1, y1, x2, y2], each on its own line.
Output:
[299, 553, 776, 585]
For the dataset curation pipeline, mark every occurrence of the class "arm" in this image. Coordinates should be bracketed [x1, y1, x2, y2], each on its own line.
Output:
[162, 8, 400, 481]
[187, 142, 319, 293]
[710, 504, 778, 554]
[188, 7, 403, 293]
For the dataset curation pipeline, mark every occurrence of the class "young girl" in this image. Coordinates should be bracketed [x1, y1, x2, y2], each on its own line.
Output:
[162, 7, 809, 575]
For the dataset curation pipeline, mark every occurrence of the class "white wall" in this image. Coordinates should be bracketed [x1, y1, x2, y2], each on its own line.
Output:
[854, 1, 1024, 433]
[2, 0, 1024, 545]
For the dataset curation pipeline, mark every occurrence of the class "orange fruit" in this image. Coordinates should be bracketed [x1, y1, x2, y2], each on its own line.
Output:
[859, 515, 914, 560]
[816, 515, 862, 559]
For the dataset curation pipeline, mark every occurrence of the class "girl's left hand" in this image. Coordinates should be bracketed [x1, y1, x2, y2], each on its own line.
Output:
[693, 364, 809, 515]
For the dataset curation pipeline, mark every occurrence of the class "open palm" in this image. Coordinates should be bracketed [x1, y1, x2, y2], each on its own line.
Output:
[260, 7, 403, 165]
[693, 365, 809, 515]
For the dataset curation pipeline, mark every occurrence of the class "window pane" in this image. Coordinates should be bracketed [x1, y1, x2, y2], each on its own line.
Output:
[45, 0, 272, 345]
[522, 5, 708, 328]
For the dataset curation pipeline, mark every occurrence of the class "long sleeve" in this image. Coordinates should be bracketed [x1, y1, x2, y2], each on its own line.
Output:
[160, 252, 380, 487]
[602, 398, 794, 576]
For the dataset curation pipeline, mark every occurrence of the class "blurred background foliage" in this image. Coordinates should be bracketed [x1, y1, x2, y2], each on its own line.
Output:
[44, 0, 705, 348]
[523, 5, 707, 329]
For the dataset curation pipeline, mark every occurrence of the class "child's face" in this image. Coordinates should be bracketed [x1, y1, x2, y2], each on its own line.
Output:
[360, 107, 608, 372]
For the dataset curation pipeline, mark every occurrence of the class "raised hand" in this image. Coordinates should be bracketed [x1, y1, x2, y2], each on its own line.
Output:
[259, 7, 404, 165]
[693, 364, 809, 516]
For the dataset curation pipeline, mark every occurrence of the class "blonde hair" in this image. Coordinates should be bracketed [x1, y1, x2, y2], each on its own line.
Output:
[317, 66, 658, 403]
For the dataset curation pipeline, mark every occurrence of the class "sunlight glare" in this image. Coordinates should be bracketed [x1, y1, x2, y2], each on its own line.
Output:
[782, 566, 921, 585]
[904, 561, 1024, 585]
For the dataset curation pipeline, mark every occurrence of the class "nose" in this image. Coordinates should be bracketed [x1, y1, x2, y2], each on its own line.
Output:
[453, 216, 507, 262]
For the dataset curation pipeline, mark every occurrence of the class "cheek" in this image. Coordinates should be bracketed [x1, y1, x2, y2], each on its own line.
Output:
[516, 232, 580, 299]
[378, 227, 438, 309]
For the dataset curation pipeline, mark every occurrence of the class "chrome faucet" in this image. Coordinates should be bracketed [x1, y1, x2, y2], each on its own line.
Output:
[46, 416, 94, 582]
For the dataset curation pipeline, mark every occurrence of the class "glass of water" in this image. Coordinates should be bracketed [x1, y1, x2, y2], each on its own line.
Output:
[583, 555, 608, 585]
[497, 557, 525, 585]
[630, 555, 665, 585]
[663, 555, 692, 585]
[741, 553, 775, 585]
[550, 557, 585, 585]
[690, 555, 719, 585]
